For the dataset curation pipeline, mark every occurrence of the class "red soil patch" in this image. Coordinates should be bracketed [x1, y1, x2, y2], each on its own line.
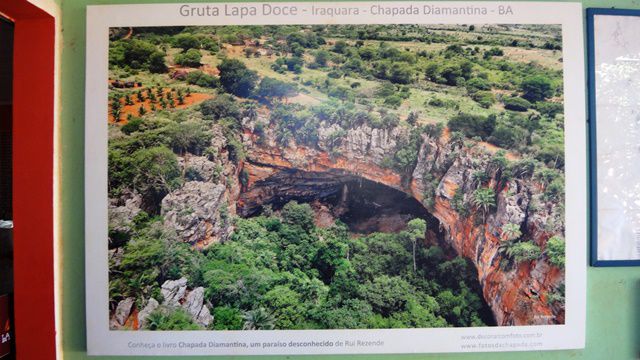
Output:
[477, 141, 520, 161]
[108, 88, 213, 124]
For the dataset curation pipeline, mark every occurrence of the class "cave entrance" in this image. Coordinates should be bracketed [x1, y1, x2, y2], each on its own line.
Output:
[238, 169, 444, 240]
[238, 168, 496, 326]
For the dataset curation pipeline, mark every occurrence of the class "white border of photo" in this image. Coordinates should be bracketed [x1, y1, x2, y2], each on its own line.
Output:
[85, 2, 586, 355]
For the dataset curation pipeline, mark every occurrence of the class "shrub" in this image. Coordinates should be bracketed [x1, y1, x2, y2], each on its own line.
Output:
[121, 117, 144, 135]
[466, 77, 491, 92]
[185, 70, 219, 88]
[448, 113, 495, 139]
[521, 75, 554, 102]
[145, 307, 201, 330]
[174, 49, 202, 67]
[506, 241, 541, 263]
[257, 77, 298, 102]
[472, 91, 495, 108]
[503, 96, 532, 112]
[545, 236, 565, 268]
[534, 102, 563, 118]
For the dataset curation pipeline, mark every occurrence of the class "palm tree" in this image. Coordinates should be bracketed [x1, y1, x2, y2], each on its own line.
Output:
[472, 187, 496, 222]
[501, 223, 522, 241]
[407, 218, 426, 273]
[111, 98, 122, 122]
[243, 102, 259, 121]
[242, 308, 275, 330]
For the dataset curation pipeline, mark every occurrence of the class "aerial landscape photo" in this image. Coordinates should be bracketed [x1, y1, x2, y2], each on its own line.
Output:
[106, 23, 566, 331]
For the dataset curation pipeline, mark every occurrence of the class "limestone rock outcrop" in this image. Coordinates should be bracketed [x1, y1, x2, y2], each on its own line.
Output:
[159, 277, 213, 327]
[161, 181, 231, 247]
[238, 123, 565, 326]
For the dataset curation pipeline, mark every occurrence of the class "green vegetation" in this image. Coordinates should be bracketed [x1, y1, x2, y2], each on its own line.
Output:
[545, 236, 565, 268]
[107, 23, 566, 330]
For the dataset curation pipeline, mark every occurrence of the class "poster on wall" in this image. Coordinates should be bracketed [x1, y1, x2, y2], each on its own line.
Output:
[85, 2, 587, 355]
[587, 8, 640, 266]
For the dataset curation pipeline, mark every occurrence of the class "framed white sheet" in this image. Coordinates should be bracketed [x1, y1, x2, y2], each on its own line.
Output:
[588, 8, 640, 266]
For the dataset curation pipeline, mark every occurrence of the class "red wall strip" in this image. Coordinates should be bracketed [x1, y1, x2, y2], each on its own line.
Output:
[0, 1, 56, 359]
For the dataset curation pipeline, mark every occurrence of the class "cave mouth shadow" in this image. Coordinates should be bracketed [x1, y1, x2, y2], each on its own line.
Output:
[238, 168, 496, 326]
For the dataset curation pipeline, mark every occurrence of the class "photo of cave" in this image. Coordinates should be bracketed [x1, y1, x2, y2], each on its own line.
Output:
[106, 24, 566, 331]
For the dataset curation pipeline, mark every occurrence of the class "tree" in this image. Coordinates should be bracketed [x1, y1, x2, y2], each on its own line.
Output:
[199, 94, 241, 121]
[242, 102, 259, 121]
[111, 98, 122, 122]
[131, 146, 181, 212]
[448, 113, 495, 139]
[313, 49, 330, 67]
[109, 39, 166, 72]
[500, 223, 522, 241]
[217, 58, 258, 97]
[472, 187, 496, 222]
[406, 111, 419, 126]
[281, 201, 315, 232]
[173, 33, 201, 51]
[165, 120, 211, 155]
[332, 40, 348, 54]
[363, 275, 413, 316]
[242, 308, 275, 330]
[406, 218, 426, 273]
[389, 63, 414, 84]
[148, 51, 168, 73]
[521, 75, 554, 102]
[174, 48, 202, 67]
[212, 306, 243, 330]
[257, 77, 298, 102]
[261, 285, 304, 329]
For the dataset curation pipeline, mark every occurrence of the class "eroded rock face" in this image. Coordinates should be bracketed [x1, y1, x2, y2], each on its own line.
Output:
[240, 124, 565, 326]
[162, 182, 231, 247]
[159, 278, 213, 328]
[179, 156, 220, 183]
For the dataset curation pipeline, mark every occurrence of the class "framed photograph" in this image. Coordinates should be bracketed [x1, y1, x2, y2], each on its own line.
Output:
[85, 2, 587, 355]
[588, 8, 640, 266]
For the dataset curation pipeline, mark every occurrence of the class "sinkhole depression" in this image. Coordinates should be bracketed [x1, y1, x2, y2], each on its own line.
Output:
[237, 168, 496, 326]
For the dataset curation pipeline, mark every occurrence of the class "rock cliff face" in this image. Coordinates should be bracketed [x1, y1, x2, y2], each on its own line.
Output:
[238, 120, 565, 326]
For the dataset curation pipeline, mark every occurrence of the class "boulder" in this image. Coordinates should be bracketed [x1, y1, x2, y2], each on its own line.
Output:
[138, 298, 159, 328]
[161, 278, 187, 307]
[182, 287, 213, 327]
[113, 297, 135, 327]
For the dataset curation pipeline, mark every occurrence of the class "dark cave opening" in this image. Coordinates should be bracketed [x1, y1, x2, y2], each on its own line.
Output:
[238, 169, 444, 238]
[237, 168, 496, 326]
